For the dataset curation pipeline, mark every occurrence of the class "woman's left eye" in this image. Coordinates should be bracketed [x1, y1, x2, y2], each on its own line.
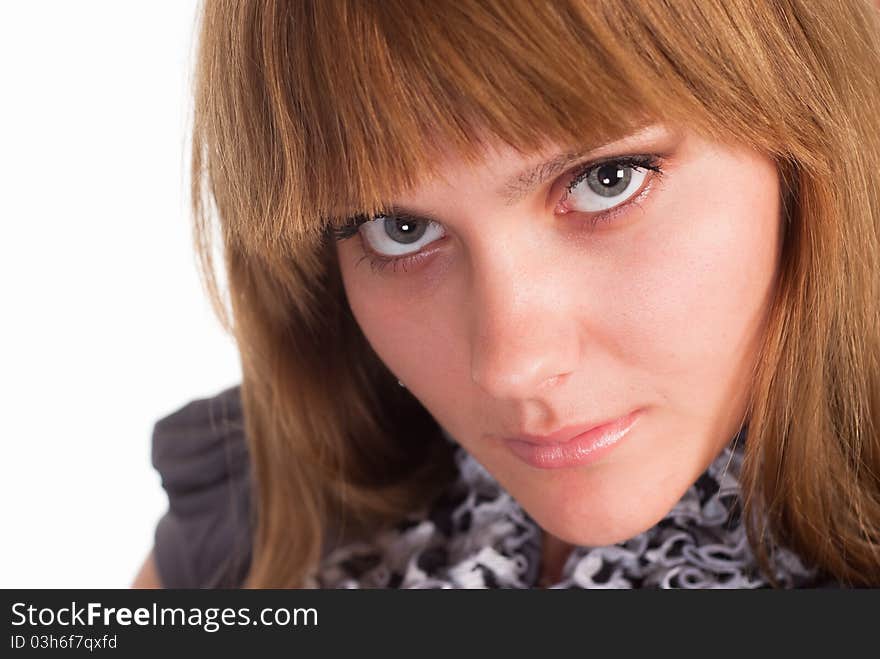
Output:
[556, 155, 665, 222]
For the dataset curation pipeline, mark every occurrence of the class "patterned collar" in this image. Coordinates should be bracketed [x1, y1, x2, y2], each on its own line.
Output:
[309, 426, 823, 588]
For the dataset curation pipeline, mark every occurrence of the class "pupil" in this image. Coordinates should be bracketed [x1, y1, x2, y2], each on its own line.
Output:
[590, 163, 631, 197]
[598, 164, 622, 186]
[384, 216, 427, 244]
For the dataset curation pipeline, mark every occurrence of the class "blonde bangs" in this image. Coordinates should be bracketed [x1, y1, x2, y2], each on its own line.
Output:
[200, 0, 869, 264]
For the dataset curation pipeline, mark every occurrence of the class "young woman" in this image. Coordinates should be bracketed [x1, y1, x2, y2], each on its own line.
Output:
[134, 0, 880, 588]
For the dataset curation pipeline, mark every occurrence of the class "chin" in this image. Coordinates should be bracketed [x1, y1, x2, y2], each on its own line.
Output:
[524, 478, 690, 548]
[543, 518, 658, 548]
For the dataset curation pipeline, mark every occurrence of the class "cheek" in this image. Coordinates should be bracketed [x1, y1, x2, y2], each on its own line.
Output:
[336, 243, 441, 381]
[612, 144, 781, 420]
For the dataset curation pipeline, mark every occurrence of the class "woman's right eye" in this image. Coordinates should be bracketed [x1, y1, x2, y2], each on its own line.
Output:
[359, 214, 447, 258]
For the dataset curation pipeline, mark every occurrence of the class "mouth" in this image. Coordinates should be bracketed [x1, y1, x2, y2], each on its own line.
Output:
[500, 408, 643, 470]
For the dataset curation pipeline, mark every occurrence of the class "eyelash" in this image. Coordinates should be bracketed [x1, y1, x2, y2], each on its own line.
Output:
[328, 154, 666, 274]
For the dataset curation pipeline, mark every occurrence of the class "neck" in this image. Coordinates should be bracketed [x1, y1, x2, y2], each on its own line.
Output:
[538, 530, 575, 587]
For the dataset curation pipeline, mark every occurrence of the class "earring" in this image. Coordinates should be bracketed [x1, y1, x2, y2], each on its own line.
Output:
[397, 379, 406, 388]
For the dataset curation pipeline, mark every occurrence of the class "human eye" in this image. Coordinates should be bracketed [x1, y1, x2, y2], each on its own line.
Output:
[327, 211, 447, 274]
[556, 154, 666, 230]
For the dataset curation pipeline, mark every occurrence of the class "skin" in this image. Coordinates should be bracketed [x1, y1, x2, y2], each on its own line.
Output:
[335, 122, 782, 584]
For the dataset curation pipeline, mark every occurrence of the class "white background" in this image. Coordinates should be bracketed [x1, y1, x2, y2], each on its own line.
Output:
[0, 1, 242, 587]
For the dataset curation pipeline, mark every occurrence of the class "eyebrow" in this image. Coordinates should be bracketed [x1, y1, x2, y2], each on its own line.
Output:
[341, 122, 672, 223]
[375, 140, 633, 220]
[496, 123, 667, 205]
[496, 149, 594, 206]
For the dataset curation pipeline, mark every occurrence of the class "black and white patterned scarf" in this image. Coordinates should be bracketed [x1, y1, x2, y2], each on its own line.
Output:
[308, 426, 824, 588]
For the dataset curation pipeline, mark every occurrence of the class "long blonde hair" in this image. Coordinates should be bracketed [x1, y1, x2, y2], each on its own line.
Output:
[189, 0, 880, 587]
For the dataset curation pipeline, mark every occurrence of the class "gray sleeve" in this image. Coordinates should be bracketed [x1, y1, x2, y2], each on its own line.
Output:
[150, 385, 253, 588]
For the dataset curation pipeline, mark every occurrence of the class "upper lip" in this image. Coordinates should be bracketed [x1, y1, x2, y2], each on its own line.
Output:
[502, 410, 638, 445]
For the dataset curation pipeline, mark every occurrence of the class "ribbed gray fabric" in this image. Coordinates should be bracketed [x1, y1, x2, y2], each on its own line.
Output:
[151, 385, 252, 589]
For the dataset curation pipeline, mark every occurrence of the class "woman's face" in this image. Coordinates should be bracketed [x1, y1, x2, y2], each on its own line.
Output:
[335, 122, 782, 546]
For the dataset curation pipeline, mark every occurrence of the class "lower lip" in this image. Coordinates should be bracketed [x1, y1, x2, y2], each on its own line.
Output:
[502, 409, 642, 470]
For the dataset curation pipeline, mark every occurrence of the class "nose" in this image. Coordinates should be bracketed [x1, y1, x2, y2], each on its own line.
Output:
[468, 244, 580, 401]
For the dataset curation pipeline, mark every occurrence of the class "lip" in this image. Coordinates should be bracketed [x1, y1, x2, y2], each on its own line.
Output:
[501, 409, 642, 470]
